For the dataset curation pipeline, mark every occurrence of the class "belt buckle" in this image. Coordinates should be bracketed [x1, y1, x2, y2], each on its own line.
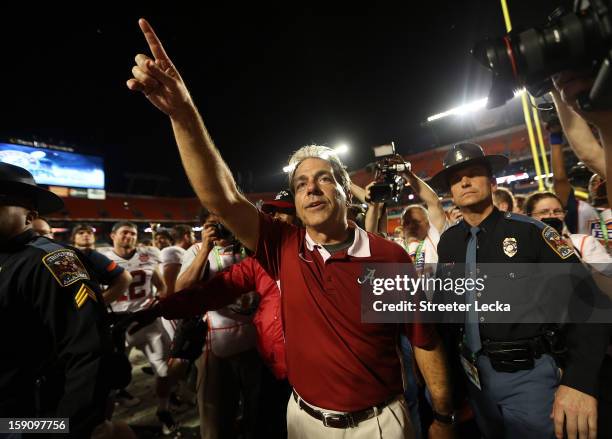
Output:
[322, 412, 352, 428]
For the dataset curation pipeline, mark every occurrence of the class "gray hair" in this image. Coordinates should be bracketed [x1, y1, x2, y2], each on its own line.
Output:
[287, 145, 351, 196]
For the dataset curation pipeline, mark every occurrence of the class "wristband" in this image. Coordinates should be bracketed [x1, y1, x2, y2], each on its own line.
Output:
[432, 410, 456, 425]
[549, 132, 564, 145]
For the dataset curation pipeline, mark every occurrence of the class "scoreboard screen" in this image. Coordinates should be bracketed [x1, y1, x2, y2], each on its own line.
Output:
[0, 142, 104, 189]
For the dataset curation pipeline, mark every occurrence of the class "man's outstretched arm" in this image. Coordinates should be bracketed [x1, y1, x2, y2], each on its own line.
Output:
[551, 82, 605, 176]
[127, 18, 259, 250]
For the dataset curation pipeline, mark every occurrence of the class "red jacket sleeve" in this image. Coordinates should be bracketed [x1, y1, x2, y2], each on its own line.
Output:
[158, 258, 258, 319]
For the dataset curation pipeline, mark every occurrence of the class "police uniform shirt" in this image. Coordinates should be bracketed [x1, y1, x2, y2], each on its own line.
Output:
[0, 229, 113, 436]
[437, 207, 609, 396]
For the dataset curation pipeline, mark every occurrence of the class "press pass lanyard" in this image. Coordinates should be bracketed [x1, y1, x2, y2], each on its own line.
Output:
[414, 240, 425, 262]
[212, 246, 247, 271]
[404, 239, 425, 264]
[596, 210, 609, 246]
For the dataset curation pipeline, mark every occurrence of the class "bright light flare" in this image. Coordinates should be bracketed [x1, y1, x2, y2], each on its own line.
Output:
[334, 143, 349, 154]
[427, 89, 526, 123]
[427, 98, 488, 122]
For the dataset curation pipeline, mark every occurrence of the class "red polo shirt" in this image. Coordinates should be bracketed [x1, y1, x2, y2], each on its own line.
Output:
[255, 212, 434, 411]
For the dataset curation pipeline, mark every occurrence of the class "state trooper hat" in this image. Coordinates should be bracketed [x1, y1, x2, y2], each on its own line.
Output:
[0, 162, 64, 214]
[428, 142, 508, 192]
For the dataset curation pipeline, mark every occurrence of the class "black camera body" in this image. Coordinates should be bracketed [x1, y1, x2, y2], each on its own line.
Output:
[213, 222, 234, 241]
[473, 0, 612, 110]
[369, 142, 408, 203]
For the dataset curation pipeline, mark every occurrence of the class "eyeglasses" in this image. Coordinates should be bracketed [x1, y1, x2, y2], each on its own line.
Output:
[532, 208, 566, 217]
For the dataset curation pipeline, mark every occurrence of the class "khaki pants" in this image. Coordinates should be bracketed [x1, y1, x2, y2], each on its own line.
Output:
[287, 392, 415, 439]
[195, 348, 262, 439]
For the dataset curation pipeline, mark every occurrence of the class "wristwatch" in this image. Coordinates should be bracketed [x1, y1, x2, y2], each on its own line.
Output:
[432, 410, 456, 425]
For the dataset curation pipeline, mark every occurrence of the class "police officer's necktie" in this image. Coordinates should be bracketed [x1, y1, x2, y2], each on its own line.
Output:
[465, 226, 481, 353]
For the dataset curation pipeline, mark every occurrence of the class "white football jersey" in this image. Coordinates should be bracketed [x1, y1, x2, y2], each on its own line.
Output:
[99, 246, 162, 312]
[578, 202, 612, 252]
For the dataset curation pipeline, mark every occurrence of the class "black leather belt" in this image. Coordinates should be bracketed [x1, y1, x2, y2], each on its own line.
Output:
[292, 390, 397, 429]
[481, 336, 550, 372]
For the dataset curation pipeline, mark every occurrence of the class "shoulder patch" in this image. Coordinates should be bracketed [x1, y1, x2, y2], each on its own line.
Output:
[42, 249, 90, 287]
[542, 226, 574, 259]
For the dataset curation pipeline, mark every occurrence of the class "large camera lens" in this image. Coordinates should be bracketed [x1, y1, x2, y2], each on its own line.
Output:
[472, 2, 612, 108]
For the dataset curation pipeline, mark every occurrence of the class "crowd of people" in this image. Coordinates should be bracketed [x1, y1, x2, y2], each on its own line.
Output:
[1, 18, 612, 439]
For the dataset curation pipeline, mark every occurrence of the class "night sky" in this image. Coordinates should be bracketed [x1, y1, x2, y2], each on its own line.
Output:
[3, 2, 562, 196]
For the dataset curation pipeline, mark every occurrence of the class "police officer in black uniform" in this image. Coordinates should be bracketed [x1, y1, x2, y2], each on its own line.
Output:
[429, 143, 610, 439]
[0, 162, 115, 438]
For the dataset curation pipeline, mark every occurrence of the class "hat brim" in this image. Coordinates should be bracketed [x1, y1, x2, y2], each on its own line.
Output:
[428, 155, 509, 193]
[262, 200, 295, 212]
[2, 181, 64, 214]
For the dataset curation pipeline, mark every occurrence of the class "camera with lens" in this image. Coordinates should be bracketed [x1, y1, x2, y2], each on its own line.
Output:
[213, 222, 234, 241]
[368, 142, 409, 203]
[540, 105, 562, 130]
[472, 0, 612, 110]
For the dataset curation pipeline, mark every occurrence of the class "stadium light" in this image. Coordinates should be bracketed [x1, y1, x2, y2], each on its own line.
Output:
[335, 143, 349, 154]
[427, 98, 488, 122]
[427, 88, 527, 123]
[496, 172, 530, 184]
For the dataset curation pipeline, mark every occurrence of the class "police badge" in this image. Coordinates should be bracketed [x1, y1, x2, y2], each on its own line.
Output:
[503, 237, 518, 257]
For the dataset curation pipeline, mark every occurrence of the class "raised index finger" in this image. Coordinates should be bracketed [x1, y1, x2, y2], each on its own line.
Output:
[139, 18, 171, 63]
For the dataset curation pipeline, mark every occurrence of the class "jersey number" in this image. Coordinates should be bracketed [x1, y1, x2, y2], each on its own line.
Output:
[117, 269, 147, 301]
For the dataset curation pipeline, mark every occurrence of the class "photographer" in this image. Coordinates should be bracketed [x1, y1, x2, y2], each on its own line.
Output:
[350, 182, 386, 236]
[552, 75, 612, 251]
[554, 70, 612, 438]
[175, 208, 261, 439]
